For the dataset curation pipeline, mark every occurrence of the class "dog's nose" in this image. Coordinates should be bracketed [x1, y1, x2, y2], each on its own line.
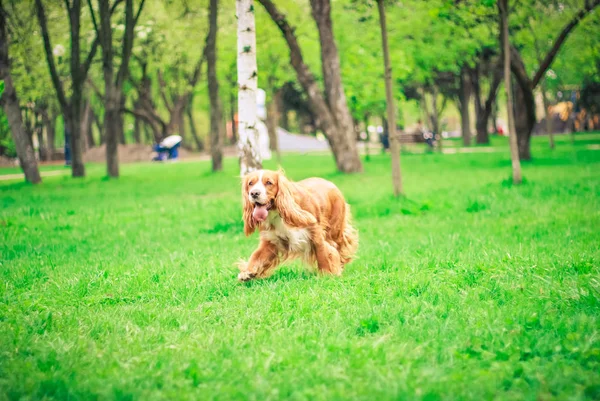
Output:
[250, 190, 260, 198]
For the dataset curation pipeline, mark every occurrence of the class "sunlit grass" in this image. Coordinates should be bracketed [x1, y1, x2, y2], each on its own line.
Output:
[1, 134, 599, 400]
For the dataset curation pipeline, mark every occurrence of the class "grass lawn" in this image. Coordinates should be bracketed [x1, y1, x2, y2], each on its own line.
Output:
[1, 134, 599, 400]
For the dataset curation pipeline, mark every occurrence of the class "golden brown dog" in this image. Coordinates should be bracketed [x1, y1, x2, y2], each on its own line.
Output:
[238, 170, 358, 281]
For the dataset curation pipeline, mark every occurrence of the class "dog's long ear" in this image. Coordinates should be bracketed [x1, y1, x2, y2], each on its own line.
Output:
[275, 173, 317, 228]
[242, 175, 256, 236]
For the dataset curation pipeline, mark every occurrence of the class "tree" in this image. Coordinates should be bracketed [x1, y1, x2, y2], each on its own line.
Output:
[35, 0, 104, 177]
[458, 66, 472, 146]
[377, 0, 402, 196]
[509, 0, 600, 160]
[237, 0, 262, 175]
[471, 51, 502, 144]
[126, 38, 209, 145]
[94, 0, 145, 178]
[259, 0, 363, 173]
[207, 0, 222, 172]
[499, 0, 521, 184]
[0, 1, 41, 184]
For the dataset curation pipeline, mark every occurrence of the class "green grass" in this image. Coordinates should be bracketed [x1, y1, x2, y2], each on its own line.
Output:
[1, 134, 600, 400]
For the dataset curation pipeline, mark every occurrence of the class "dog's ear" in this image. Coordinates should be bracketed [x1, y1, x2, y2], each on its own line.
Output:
[241, 175, 256, 236]
[275, 172, 316, 228]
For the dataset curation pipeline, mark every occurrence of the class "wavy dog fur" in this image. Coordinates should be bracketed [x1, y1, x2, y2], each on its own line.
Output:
[237, 170, 358, 281]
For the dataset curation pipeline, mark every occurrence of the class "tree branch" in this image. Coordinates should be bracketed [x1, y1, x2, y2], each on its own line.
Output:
[531, 0, 600, 88]
[86, 0, 99, 36]
[510, 45, 533, 91]
[187, 34, 209, 89]
[81, 0, 123, 79]
[133, 0, 145, 25]
[157, 69, 173, 113]
[484, 59, 503, 114]
[86, 78, 104, 101]
[35, 0, 68, 112]
[258, 0, 337, 134]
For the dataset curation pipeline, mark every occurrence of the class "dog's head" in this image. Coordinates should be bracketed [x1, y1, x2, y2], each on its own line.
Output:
[241, 170, 315, 236]
[241, 170, 280, 235]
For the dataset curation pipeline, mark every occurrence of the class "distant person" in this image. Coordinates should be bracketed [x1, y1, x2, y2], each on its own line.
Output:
[152, 135, 182, 162]
[417, 119, 435, 149]
[378, 125, 389, 151]
[64, 125, 71, 166]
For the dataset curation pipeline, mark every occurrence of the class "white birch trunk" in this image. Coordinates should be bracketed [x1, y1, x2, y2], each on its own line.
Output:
[237, 0, 262, 176]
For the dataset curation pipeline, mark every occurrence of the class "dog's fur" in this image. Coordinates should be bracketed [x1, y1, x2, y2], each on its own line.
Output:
[238, 170, 358, 281]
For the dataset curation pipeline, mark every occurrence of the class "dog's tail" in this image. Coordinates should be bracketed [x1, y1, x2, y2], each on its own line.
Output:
[339, 203, 358, 265]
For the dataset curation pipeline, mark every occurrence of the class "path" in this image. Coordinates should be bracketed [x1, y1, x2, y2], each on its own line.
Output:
[2, 139, 599, 182]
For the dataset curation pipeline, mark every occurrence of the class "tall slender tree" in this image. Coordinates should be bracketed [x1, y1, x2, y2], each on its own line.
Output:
[458, 66, 472, 146]
[259, 0, 363, 173]
[35, 0, 105, 177]
[237, 0, 262, 175]
[499, 0, 521, 185]
[207, 0, 222, 172]
[94, 0, 145, 178]
[509, 0, 600, 160]
[0, 1, 41, 183]
[377, 0, 402, 196]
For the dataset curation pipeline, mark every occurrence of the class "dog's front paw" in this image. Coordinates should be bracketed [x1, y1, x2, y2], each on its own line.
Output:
[237, 271, 256, 282]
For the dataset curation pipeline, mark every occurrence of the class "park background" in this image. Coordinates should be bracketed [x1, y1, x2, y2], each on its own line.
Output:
[1, 0, 600, 400]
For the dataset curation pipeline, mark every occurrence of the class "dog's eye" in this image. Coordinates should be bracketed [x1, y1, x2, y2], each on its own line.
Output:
[266, 180, 273, 186]
[248, 181, 254, 186]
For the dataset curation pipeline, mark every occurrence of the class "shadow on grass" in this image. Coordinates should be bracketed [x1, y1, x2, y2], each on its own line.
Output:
[240, 268, 317, 288]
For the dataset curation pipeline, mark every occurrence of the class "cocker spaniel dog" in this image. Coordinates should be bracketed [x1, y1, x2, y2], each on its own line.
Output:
[237, 169, 358, 281]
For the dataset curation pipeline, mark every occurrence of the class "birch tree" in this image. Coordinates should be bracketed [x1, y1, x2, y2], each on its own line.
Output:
[237, 0, 262, 176]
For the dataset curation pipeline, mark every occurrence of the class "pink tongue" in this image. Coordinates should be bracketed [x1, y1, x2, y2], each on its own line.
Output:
[252, 205, 269, 222]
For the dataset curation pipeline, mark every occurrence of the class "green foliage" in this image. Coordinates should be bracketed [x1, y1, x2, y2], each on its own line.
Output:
[3, 0, 597, 135]
[0, 110, 17, 158]
[1, 134, 599, 399]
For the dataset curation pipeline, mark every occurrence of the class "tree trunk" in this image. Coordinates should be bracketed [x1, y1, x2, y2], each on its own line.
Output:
[499, 0, 522, 185]
[99, 0, 119, 177]
[363, 114, 371, 161]
[207, 0, 223, 171]
[512, 83, 534, 161]
[93, 110, 104, 145]
[117, 98, 126, 145]
[41, 109, 56, 153]
[133, 117, 141, 144]
[279, 97, 289, 131]
[0, 84, 41, 183]
[0, 8, 41, 183]
[540, 84, 555, 149]
[459, 66, 472, 146]
[143, 123, 152, 143]
[507, 0, 600, 160]
[229, 91, 237, 145]
[80, 100, 93, 150]
[310, 0, 362, 173]
[237, 0, 262, 175]
[34, 112, 49, 161]
[266, 92, 281, 164]
[472, 61, 502, 145]
[98, 0, 142, 177]
[186, 96, 204, 151]
[67, 1, 86, 177]
[472, 66, 490, 145]
[259, 0, 362, 173]
[377, 0, 402, 196]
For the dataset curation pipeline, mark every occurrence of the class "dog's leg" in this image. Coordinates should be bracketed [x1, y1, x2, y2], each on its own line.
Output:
[237, 240, 279, 281]
[313, 231, 343, 275]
